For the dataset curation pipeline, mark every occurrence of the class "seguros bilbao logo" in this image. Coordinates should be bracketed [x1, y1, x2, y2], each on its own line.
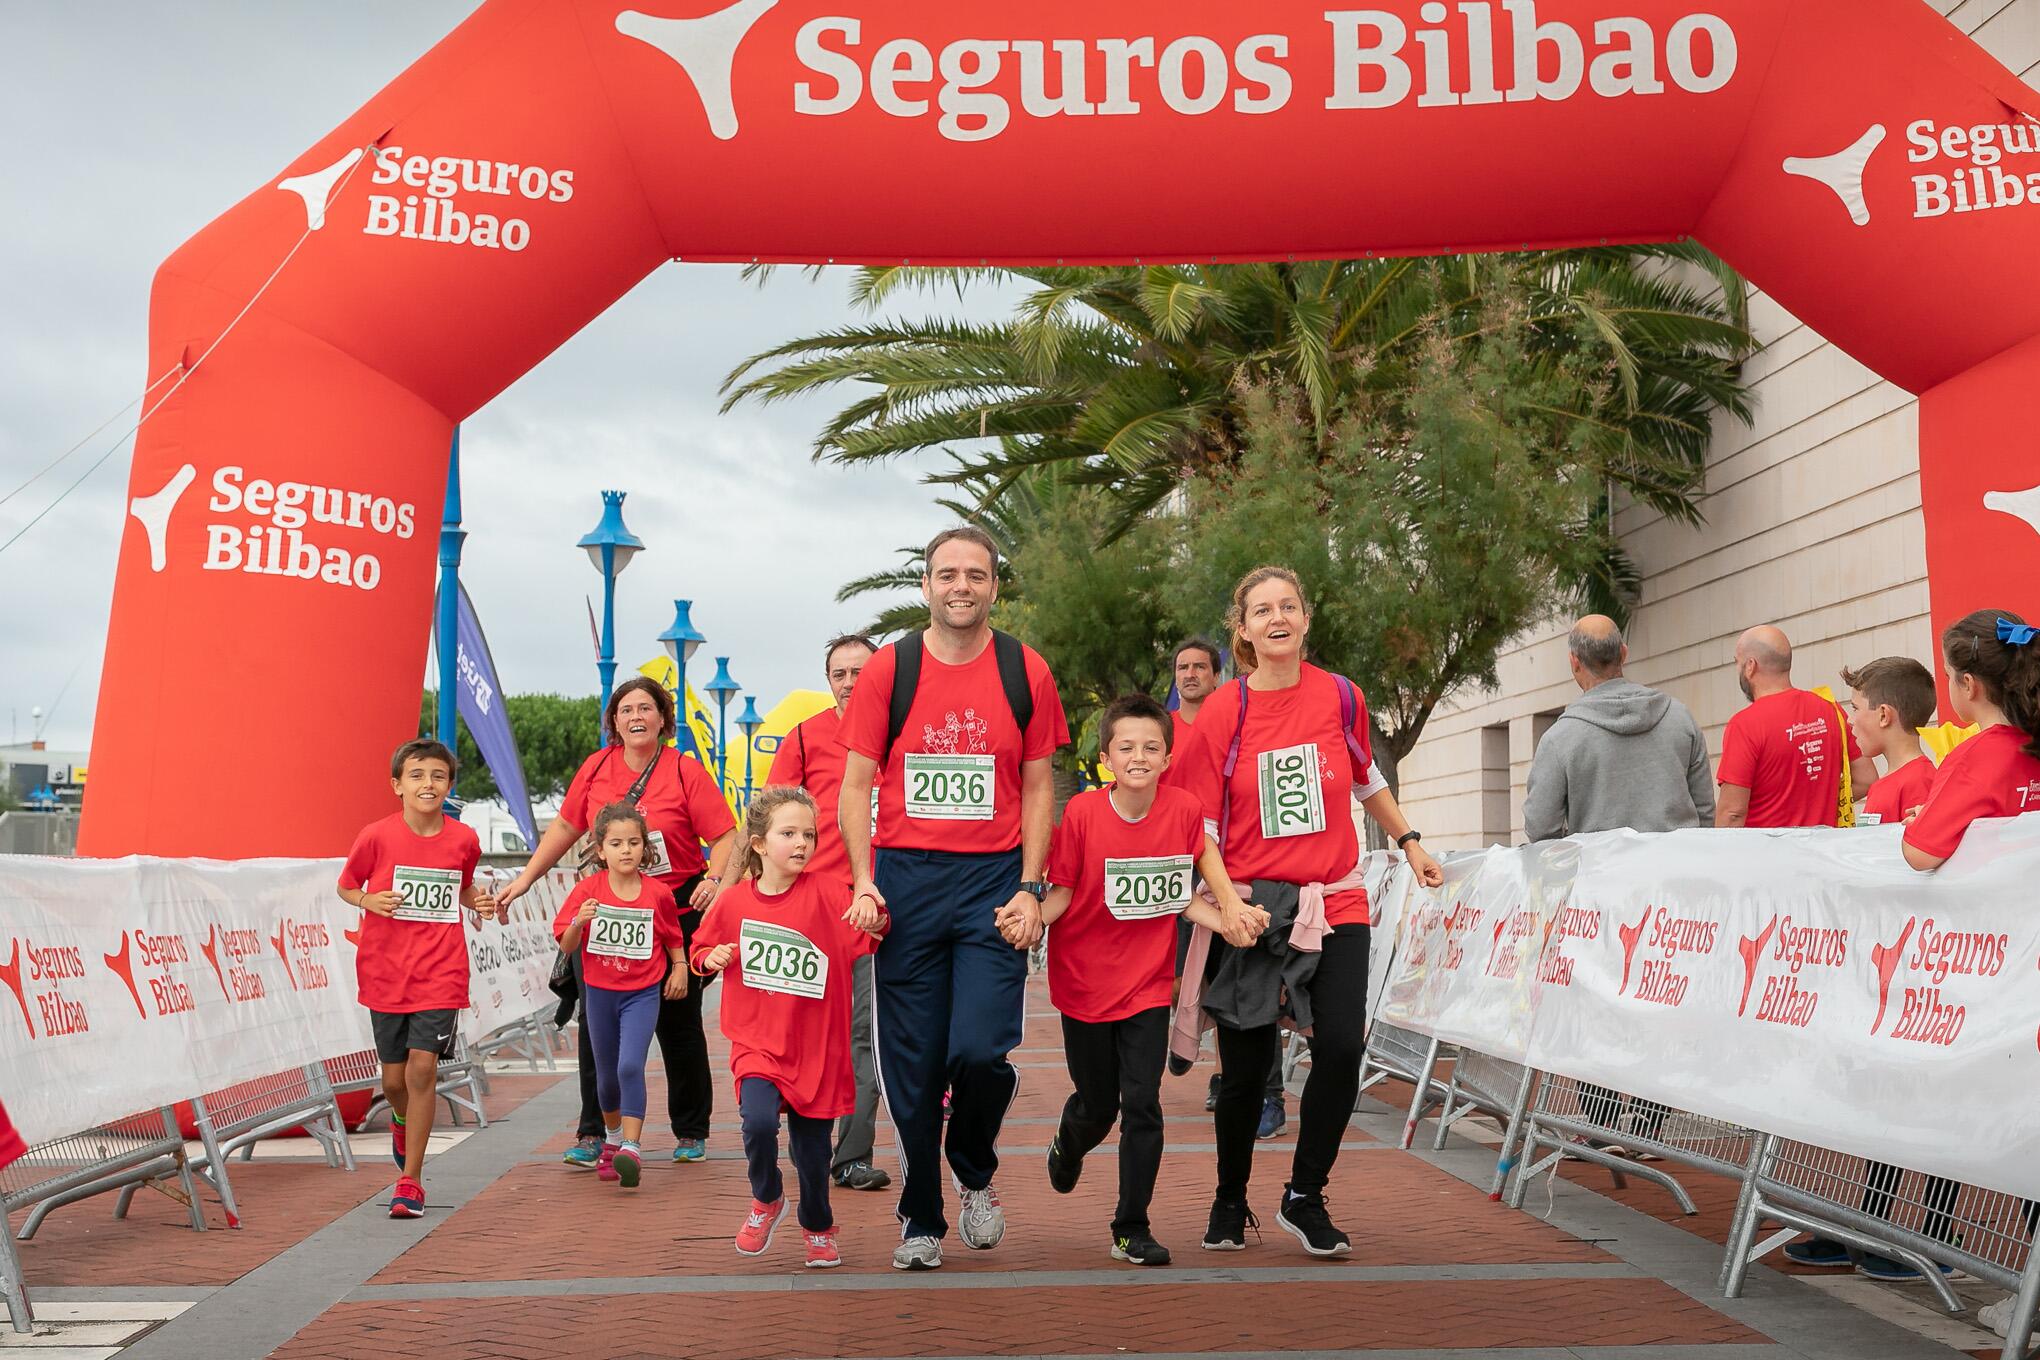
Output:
[0, 937, 90, 1039]
[1870, 915, 2007, 1047]
[128, 462, 417, 593]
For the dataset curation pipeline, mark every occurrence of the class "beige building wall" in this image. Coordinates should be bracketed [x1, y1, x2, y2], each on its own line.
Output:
[1396, 0, 2039, 853]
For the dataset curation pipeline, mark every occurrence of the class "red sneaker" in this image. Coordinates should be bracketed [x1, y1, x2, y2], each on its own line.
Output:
[389, 1176, 424, 1219]
[597, 1143, 620, 1183]
[390, 1119, 406, 1169]
[803, 1227, 841, 1269]
[735, 1198, 785, 1256]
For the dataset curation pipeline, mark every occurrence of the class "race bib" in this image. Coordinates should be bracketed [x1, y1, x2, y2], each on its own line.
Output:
[1103, 855, 1194, 921]
[1257, 743, 1326, 840]
[391, 865, 462, 923]
[1856, 813, 1883, 826]
[642, 829, 672, 877]
[904, 753, 996, 821]
[739, 919, 828, 999]
[587, 904, 656, 960]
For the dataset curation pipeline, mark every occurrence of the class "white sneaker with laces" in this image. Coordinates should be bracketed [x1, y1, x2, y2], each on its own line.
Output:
[956, 1180, 1007, 1249]
[1978, 1297, 2015, 1339]
[892, 1235, 943, 1271]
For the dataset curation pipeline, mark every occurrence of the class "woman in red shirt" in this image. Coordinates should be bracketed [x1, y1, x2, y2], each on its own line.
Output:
[499, 677, 738, 1163]
[1173, 566, 1444, 1258]
[1903, 609, 2040, 871]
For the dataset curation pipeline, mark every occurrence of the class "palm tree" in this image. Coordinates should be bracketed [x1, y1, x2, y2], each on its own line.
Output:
[722, 249, 1755, 602]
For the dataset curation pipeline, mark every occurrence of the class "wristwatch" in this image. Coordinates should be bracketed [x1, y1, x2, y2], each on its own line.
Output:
[1395, 830, 1423, 850]
[1020, 881, 1050, 902]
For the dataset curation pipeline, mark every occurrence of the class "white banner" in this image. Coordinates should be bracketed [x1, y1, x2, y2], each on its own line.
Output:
[0, 854, 570, 1146]
[1375, 819, 2040, 1202]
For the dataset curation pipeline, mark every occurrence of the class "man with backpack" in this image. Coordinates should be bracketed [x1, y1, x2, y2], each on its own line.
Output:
[839, 526, 1070, 1272]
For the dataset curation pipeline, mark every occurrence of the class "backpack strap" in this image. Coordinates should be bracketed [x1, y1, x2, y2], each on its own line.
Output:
[883, 634, 925, 768]
[883, 631, 1035, 766]
[796, 715, 808, 772]
[1217, 678, 1251, 847]
[992, 630, 1035, 739]
[1332, 674, 1369, 775]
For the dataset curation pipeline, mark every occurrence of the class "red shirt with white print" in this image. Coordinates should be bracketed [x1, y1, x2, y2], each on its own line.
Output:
[1717, 689, 1861, 829]
[339, 812, 482, 1012]
[560, 745, 735, 888]
[1172, 666, 1383, 928]
[1045, 785, 1207, 1023]
[768, 707, 855, 885]
[841, 637, 1069, 854]
[1903, 725, 2040, 860]
[688, 874, 886, 1119]
[553, 873, 684, 992]
[1861, 755, 1937, 826]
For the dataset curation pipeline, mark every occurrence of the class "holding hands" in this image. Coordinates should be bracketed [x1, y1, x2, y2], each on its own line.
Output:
[995, 892, 1043, 950]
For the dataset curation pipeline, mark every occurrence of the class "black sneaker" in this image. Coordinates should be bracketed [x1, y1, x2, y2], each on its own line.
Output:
[832, 1160, 891, 1191]
[1046, 1133, 1082, 1194]
[1201, 1197, 1259, 1251]
[1205, 1074, 1220, 1112]
[1111, 1230, 1173, 1266]
[1275, 1188, 1351, 1257]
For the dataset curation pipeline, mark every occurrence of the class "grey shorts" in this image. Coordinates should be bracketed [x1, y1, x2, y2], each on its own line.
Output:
[370, 1008, 459, 1064]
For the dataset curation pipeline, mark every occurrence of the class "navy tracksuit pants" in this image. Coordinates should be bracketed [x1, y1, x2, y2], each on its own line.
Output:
[873, 845, 1026, 1240]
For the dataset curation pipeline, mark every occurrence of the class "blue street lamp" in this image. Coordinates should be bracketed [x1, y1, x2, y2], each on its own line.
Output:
[736, 695, 765, 808]
[657, 599, 706, 758]
[435, 428, 465, 755]
[704, 657, 740, 791]
[578, 491, 643, 741]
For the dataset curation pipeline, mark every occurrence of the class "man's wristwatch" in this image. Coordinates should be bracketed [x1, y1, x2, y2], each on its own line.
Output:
[1395, 830, 1423, 850]
[1020, 881, 1050, 902]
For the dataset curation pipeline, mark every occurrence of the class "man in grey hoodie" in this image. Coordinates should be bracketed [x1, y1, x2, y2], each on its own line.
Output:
[1523, 616, 1715, 841]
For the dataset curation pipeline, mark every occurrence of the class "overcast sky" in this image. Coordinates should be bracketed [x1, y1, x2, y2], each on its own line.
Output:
[0, 4, 1015, 755]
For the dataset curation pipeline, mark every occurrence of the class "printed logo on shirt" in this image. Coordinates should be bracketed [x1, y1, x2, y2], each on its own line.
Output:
[919, 709, 992, 756]
[1784, 718, 1830, 781]
[1870, 914, 2008, 1046]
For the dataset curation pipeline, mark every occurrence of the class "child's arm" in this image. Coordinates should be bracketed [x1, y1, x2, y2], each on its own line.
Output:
[338, 881, 399, 917]
[336, 834, 398, 916]
[1195, 836, 1269, 946]
[694, 940, 737, 974]
[461, 879, 499, 922]
[690, 899, 735, 975]
[557, 899, 597, 953]
[1038, 884, 1073, 927]
[662, 947, 690, 997]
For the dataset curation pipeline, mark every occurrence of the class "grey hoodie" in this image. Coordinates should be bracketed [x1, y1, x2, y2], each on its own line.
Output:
[1523, 678, 1715, 841]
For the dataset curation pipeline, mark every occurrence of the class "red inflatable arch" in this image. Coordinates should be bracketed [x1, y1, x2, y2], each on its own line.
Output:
[84, 0, 2040, 857]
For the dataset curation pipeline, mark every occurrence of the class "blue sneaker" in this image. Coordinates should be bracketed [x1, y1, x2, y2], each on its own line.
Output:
[1783, 1237, 1852, 1268]
[562, 1134, 603, 1169]
[673, 1139, 707, 1163]
[1256, 1097, 1286, 1140]
[1857, 1252, 1953, 1282]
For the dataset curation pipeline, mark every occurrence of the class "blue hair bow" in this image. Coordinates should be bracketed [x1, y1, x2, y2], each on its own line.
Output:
[1998, 618, 2038, 647]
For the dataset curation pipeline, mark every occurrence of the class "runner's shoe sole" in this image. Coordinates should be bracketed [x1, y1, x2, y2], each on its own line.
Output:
[614, 1149, 640, 1188]
[1275, 1208, 1351, 1257]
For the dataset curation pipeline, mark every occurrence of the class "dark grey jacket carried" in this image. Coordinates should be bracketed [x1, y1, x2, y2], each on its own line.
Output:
[1199, 880, 1324, 1031]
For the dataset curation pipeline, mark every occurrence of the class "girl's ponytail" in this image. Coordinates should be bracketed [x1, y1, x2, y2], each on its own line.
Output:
[1941, 609, 2040, 758]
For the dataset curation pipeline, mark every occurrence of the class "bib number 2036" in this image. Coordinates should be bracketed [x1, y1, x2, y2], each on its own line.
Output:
[1103, 855, 1193, 921]
[587, 905, 654, 961]
[904, 753, 996, 821]
[1257, 742, 1326, 839]
[739, 919, 829, 999]
[391, 865, 462, 923]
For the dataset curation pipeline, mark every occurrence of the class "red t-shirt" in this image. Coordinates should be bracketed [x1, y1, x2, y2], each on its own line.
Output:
[552, 873, 685, 992]
[841, 636, 1069, 854]
[1172, 667, 1377, 927]
[561, 745, 736, 888]
[1903, 725, 2040, 860]
[338, 812, 482, 1012]
[1157, 708, 1198, 790]
[1717, 689, 1861, 829]
[689, 874, 884, 1118]
[767, 707, 855, 885]
[1862, 755, 1937, 826]
[1045, 786, 1206, 1023]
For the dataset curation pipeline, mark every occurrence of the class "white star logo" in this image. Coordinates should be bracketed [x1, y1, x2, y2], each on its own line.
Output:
[1783, 124, 1886, 227]
[276, 148, 365, 231]
[616, 0, 779, 141]
[1983, 483, 2040, 537]
[129, 464, 196, 573]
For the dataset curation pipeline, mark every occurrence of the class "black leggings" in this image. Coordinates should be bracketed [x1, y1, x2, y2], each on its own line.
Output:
[1212, 923, 1369, 1202]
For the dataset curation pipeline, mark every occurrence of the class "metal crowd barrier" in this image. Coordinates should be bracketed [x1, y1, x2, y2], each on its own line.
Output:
[188, 1063, 355, 1228]
[471, 1013, 562, 1076]
[1505, 1071, 1753, 1215]
[1356, 1019, 1449, 1150]
[325, 1040, 491, 1131]
[1430, 1049, 1537, 1199]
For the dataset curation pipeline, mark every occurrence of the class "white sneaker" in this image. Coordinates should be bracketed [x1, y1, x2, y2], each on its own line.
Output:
[1977, 1296, 2016, 1338]
[892, 1235, 943, 1271]
[955, 1181, 1007, 1250]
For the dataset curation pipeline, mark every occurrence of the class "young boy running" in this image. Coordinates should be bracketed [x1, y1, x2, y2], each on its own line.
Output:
[336, 739, 496, 1218]
[1840, 657, 1939, 825]
[1003, 694, 1264, 1265]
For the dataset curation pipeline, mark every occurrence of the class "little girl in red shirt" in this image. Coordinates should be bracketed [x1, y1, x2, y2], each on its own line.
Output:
[552, 803, 687, 1189]
[692, 787, 887, 1268]
[1903, 609, 2040, 871]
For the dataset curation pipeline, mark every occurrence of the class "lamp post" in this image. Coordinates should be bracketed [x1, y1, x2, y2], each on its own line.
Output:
[657, 599, 706, 758]
[577, 491, 643, 742]
[435, 428, 465, 753]
[704, 657, 740, 792]
[736, 696, 764, 809]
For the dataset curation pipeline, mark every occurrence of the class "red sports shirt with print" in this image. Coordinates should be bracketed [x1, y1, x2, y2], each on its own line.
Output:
[841, 638, 1069, 854]
[338, 813, 482, 1012]
[689, 874, 885, 1119]
[1903, 725, 2040, 859]
[552, 873, 685, 992]
[767, 707, 854, 885]
[561, 746, 735, 887]
[1717, 689, 1862, 829]
[1045, 785, 1207, 1023]
[1172, 666, 1380, 928]
[1862, 755, 1937, 826]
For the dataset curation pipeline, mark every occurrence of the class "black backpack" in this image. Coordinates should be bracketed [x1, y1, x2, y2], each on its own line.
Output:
[883, 630, 1035, 763]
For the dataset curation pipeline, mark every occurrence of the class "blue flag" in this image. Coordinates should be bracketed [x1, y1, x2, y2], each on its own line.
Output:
[439, 582, 539, 845]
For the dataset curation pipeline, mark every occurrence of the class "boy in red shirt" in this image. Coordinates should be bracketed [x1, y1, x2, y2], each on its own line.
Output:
[1840, 657, 1939, 826]
[1010, 694, 1263, 1266]
[336, 739, 496, 1219]
[1903, 609, 2040, 872]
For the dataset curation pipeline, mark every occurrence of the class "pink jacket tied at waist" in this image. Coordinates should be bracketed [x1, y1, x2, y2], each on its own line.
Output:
[1168, 861, 1371, 1066]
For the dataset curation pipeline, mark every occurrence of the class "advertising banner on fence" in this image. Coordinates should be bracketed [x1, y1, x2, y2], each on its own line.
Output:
[1375, 818, 2040, 1202]
[0, 855, 572, 1145]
